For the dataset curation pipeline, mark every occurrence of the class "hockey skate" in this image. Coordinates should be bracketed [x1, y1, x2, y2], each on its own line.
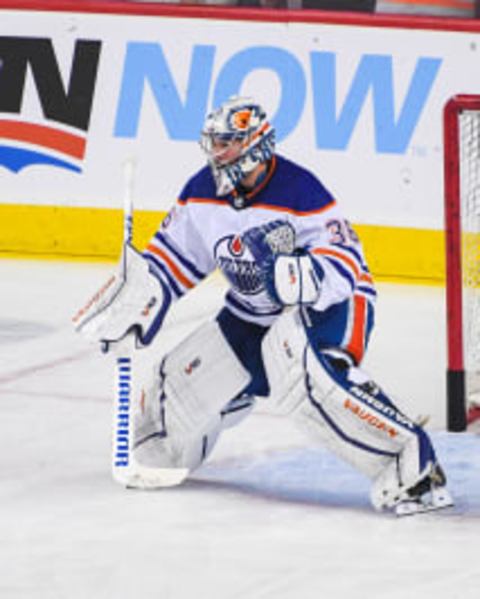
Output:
[393, 464, 454, 517]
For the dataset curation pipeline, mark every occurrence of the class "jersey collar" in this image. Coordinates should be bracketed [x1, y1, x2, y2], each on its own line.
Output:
[228, 156, 277, 210]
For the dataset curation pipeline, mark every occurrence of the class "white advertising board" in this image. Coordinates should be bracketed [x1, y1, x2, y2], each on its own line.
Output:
[1, 3, 480, 230]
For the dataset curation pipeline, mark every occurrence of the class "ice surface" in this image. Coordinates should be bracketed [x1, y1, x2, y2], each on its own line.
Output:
[0, 259, 479, 599]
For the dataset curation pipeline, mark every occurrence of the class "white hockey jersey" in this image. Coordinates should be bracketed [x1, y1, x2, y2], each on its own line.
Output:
[143, 154, 376, 329]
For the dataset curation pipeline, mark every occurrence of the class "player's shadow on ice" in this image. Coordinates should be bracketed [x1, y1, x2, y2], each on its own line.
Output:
[186, 436, 480, 517]
[188, 447, 374, 514]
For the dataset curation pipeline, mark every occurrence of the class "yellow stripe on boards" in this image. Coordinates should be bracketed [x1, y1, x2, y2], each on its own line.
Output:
[0, 204, 445, 284]
[355, 224, 445, 285]
[0, 204, 163, 260]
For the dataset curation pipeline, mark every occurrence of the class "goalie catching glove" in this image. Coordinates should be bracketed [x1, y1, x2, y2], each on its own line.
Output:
[242, 220, 323, 306]
[72, 244, 169, 350]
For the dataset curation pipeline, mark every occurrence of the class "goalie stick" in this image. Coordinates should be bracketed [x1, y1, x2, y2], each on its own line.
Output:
[110, 160, 189, 489]
[111, 158, 137, 486]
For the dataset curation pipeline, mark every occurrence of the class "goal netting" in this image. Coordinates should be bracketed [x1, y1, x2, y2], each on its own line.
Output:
[444, 94, 480, 431]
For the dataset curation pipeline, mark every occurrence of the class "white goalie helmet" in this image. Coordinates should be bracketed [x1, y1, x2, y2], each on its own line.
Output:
[200, 96, 275, 196]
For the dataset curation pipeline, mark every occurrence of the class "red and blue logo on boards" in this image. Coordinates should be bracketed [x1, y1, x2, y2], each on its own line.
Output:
[0, 37, 101, 173]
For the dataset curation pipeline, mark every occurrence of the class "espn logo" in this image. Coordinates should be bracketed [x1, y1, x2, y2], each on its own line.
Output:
[0, 37, 101, 173]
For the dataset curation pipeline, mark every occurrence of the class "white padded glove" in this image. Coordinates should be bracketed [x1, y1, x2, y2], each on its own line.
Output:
[72, 245, 169, 349]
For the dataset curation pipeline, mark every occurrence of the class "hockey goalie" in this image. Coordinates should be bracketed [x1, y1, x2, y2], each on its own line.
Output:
[73, 96, 453, 516]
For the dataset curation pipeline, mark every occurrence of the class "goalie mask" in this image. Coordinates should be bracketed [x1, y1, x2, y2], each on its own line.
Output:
[200, 97, 275, 196]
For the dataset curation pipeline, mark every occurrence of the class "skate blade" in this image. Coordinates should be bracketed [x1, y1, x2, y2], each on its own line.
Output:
[114, 465, 189, 489]
[394, 487, 454, 517]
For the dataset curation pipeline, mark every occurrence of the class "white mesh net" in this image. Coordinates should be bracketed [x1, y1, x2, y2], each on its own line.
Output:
[459, 110, 480, 406]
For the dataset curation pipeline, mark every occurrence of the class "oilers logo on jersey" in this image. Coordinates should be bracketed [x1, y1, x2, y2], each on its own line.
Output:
[214, 234, 263, 295]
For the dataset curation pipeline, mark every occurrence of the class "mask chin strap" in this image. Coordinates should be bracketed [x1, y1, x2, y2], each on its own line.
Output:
[227, 162, 271, 211]
[212, 162, 242, 196]
[213, 143, 272, 196]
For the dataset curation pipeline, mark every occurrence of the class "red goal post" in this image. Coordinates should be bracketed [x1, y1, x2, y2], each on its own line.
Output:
[444, 94, 480, 432]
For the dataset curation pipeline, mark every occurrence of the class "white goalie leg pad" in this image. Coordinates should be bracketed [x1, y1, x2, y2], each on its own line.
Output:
[263, 310, 448, 512]
[297, 349, 448, 513]
[73, 244, 169, 347]
[131, 319, 251, 484]
[261, 308, 309, 416]
[294, 348, 412, 479]
[263, 310, 434, 495]
[299, 352, 449, 513]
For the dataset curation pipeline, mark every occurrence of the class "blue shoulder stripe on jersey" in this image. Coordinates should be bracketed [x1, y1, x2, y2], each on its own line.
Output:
[319, 255, 356, 290]
[356, 286, 377, 299]
[332, 243, 366, 269]
[144, 254, 183, 299]
[154, 232, 206, 280]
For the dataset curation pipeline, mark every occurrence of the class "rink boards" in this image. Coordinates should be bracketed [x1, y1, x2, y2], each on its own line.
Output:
[1, 1, 479, 281]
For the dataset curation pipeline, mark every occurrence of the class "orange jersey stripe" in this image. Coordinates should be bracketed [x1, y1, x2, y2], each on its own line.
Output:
[245, 154, 276, 199]
[312, 247, 361, 280]
[359, 272, 374, 285]
[180, 195, 336, 217]
[146, 244, 195, 290]
[346, 294, 368, 364]
[251, 199, 336, 216]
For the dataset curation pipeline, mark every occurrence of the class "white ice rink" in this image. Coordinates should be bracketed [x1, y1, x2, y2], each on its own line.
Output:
[1, 258, 479, 599]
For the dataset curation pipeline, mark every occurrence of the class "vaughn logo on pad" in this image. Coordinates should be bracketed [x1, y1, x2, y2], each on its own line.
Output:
[0, 36, 101, 173]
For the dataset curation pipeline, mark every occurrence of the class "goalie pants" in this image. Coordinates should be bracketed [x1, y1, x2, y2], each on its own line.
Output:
[216, 292, 375, 398]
